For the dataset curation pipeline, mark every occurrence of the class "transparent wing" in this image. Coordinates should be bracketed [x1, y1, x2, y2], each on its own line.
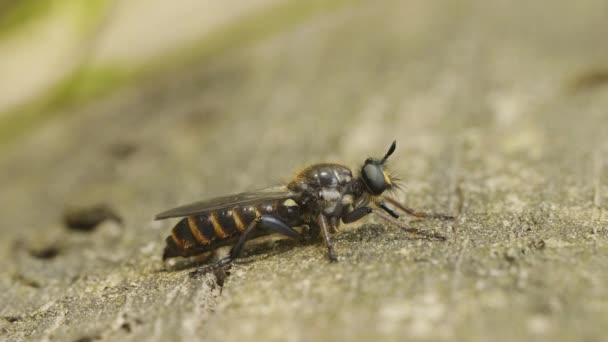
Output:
[154, 186, 297, 220]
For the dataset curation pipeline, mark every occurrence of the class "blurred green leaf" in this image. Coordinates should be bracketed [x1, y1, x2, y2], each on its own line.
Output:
[0, 0, 51, 38]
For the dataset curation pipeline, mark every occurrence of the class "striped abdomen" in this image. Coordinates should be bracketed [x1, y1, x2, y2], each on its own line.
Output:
[163, 199, 302, 260]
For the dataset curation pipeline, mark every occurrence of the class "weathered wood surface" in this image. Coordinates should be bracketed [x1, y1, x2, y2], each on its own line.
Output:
[1, 1, 607, 341]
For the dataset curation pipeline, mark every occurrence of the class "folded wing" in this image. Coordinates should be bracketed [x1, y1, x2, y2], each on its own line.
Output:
[154, 186, 298, 220]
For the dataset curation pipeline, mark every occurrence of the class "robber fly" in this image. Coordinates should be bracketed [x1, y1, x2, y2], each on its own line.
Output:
[155, 141, 453, 275]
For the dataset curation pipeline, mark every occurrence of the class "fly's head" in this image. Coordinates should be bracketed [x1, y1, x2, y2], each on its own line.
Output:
[359, 141, 401, 197]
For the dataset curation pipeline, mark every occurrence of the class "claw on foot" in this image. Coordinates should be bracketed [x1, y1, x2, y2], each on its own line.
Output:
[189, 257, 233, 278]
[403, 228, 446, 241]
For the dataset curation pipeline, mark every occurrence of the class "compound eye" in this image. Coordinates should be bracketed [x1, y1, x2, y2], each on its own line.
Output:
[362, 163, 387, 195]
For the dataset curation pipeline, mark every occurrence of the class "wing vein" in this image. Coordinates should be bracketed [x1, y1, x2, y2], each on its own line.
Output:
[155, 186, 297, 220]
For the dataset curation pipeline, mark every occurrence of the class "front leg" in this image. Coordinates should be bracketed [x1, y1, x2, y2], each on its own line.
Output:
[317, 214, 338, 262]
[381, 196, 454, 220]
[342, 206, 445, 241]
[342, 204, 398, 223]
[372, 209, 446, 241]
[342, 206, 373, 223]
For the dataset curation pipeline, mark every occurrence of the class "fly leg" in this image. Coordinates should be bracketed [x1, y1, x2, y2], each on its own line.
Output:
[342, 207, 373, 223]
[381, 196, 454, 220]
[329, 216, 341, 233]
[372, 209, 446, 241]
[301, 223, 317, 237]
[317, 214, 338, 262]
[190, 215, 302, 276]
[342, 206, 445, 240]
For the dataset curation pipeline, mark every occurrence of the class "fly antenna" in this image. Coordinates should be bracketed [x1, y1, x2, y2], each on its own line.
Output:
[381, 140, 397, 164]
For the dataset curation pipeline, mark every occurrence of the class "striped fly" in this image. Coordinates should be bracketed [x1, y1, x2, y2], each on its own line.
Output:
[155, 141, 453, 275]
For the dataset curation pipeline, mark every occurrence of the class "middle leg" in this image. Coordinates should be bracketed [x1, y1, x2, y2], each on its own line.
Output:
[317, 214, 338, 262]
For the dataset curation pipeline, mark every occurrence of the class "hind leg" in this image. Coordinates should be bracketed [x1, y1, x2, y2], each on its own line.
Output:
[190, 215, 302, 276]
[380, 196, 454, 220]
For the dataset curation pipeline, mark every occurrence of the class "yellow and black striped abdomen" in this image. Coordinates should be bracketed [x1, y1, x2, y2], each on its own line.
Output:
[163, 209, 244, 260]
[162, 200, 302, 260]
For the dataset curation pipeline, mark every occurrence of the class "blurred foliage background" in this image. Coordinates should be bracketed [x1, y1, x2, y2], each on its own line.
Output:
[0, 0, 347, 147]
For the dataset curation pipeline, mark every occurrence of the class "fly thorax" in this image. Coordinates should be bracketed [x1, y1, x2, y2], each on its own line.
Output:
[341, 194, 354, 206]
[320, 188, 341, 201]
[319, 188, 347, 216]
